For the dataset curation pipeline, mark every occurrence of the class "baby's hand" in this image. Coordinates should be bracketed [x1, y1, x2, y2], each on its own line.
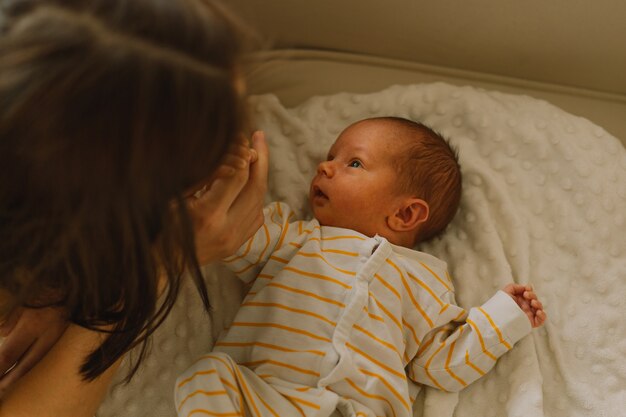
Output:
[502, 283, 546, 328]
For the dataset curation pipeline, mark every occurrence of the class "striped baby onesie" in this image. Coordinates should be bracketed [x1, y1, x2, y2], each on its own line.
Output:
[176, 202, 531, 417]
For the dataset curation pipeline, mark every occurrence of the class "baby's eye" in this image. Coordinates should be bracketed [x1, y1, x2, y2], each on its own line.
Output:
[348, 160, 362, 168]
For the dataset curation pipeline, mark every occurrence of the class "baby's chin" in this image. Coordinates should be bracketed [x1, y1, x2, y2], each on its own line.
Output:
[312, 213, 334, 227]
[312, 211, 364, 234]
[311, 209, 341, 228]
[312, 209, 395, 242]
[311, 203, 370, 233]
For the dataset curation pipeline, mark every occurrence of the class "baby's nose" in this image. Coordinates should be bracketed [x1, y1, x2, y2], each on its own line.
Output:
[317, 160, 334, 177]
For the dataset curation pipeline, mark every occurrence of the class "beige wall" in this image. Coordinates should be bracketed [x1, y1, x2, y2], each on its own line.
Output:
[227, 0, 626, 96]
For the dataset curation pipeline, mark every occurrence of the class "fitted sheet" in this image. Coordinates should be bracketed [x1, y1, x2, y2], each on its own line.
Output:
[98, 81, 625, 417]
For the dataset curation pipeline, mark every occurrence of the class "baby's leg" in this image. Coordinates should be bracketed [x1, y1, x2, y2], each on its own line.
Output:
[176, 351, 325, 417]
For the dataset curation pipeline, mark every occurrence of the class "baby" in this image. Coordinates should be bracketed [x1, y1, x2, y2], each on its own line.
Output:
[176, 117, 546, 417]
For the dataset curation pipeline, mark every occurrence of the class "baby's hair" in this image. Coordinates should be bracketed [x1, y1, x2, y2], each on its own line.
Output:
[367, 117, 462, 242]
[0, 0, 249, 382]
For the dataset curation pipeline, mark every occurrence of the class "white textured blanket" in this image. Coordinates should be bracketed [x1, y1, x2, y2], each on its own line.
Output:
[98, 83, 626, 417]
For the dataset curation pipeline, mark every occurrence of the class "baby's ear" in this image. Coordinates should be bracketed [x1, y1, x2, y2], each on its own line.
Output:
[388, 198, 429, 232]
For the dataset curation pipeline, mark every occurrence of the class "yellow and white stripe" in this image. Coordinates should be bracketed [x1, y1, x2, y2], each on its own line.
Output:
[177, 203, 532, 417]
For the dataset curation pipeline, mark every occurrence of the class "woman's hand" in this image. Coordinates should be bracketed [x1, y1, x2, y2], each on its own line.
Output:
[186, 131, 269, 264]
[0, 306, 68, 396]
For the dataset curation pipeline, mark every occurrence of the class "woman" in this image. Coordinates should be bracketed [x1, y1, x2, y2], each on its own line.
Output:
[0, 0, 267, 415]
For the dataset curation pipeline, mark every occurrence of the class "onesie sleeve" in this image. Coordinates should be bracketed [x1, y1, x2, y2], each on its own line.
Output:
[221, 202, 297, 283]
[407, 290, 532, 392]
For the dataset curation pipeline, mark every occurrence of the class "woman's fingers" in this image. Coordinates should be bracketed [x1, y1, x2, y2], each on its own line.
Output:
[185, 131, 268, 264]
[229, 131, 268, 214]
[228, 132, 267, 221]
[0, 328, 32, 378]
[0, 340, 38, 393]
[248, 131, 269, 190]
[0, 307, 68, 393]
[249, 148, 258, 164]
[1, 324, 67, 391]
[194, 154, 252, 214]
[185, 135, 254, 199]
[0, 308, 23, 338]
[199, 132, 266, 210]
[225, 131, 268, 248]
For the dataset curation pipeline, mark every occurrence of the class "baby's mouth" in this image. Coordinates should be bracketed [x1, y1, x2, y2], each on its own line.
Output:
[313, 185, 328, 199]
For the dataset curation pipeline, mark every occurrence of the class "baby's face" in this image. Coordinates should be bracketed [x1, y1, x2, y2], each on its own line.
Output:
[309, 120, 403, 236]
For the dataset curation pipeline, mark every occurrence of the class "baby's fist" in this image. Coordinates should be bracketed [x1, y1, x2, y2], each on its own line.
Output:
[502, 283, 546, 328]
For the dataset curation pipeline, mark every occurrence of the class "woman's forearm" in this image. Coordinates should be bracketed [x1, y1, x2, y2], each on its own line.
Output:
[0, 324, 121, 417]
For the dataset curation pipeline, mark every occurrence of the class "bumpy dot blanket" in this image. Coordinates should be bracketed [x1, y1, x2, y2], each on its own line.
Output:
[98, 83, 626, 417]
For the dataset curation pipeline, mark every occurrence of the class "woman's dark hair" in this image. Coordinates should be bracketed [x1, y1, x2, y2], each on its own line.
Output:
[0, 0, 249, 381]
